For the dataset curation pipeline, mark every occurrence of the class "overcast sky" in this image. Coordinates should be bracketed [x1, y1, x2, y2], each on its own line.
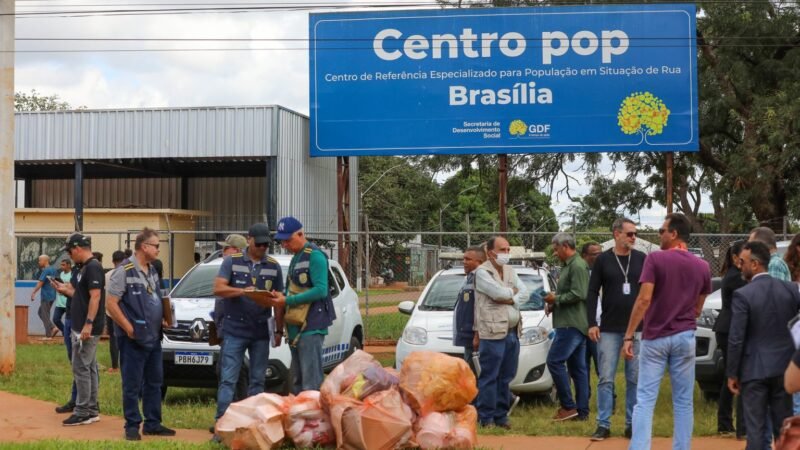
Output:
[12, 0, 698, 228]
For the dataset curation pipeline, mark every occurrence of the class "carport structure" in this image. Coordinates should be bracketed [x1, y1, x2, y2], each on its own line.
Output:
[13, 105, 358, 270]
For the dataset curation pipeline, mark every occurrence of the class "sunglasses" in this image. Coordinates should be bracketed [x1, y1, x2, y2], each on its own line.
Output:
[253, 242, 269, 248]
[625, 231, 638, 238]
[143, 242, 160, 249]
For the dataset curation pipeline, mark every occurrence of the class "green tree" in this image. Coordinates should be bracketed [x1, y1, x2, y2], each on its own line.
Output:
[572, 178, 653, 229]
[14, 90, 73, 111]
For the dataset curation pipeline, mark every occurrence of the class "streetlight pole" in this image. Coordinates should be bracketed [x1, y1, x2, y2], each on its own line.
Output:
[438, 185, 479, 251]
[358, 162, 405, 321]
[532, 216, 559, 251]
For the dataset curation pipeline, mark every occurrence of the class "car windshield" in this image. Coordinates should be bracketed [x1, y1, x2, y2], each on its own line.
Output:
[170, 263, 289, 298]
[418, 272, 546, 311]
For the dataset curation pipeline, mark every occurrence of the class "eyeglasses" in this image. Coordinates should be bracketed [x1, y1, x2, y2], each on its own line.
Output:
[625, 231, 638, 238]
[143, 242, 160, 249]
[253, 242, 269, 248]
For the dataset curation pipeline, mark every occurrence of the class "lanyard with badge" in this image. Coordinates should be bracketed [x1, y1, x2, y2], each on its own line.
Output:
[615, 252, 632, 295]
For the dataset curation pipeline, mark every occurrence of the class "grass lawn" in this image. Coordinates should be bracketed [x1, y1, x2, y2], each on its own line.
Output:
[2, 343, 719, 438]
[363, 312, 409, 341]
[356, 289, 407, 297]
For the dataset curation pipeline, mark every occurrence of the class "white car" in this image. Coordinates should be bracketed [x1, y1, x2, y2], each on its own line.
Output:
[395, 265, 556, 396]
[161, 254, 363, 396]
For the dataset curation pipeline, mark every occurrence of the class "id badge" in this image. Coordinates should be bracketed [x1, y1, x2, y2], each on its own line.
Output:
[623, 282, 631, 295]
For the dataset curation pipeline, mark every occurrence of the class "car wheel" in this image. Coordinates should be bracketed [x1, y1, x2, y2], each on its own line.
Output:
[345, 333, 363, 360]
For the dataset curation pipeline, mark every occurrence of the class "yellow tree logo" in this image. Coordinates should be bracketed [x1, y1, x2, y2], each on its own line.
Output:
[508, 119, 527, 137]
[617, 92, 670, 144]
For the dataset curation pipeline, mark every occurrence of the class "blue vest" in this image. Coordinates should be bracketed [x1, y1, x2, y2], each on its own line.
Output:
[224, 253, 282, 340]
[117, 259, 163, 348]
[453, 271, 476, 347]
[290, 243, 336, 332]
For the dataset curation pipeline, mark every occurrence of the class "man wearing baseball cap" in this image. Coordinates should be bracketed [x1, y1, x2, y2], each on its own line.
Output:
[53, 232, 105, 426]
[212, 224, 284, 428]
[271, 217, 336, 393]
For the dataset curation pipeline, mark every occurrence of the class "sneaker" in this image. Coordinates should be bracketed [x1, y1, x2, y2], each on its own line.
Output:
[126, 428, 142, 441]
[55, 402, 75, 414]
[62, 414, 95, 426]
[625, 425, 633, 439]
[576, 415, 589, 421]
[143, 425, 176, 436]
[507, 394, 520, 417]
[553, 408, 579, 422]
[590, 426, 611, 441]
[87, 415, 100, 424]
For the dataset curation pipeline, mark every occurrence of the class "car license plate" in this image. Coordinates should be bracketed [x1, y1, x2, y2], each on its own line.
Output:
[174, 351, 212, 365]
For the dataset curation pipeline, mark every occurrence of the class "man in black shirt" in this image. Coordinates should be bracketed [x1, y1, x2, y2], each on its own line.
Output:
[587, 218, 646, 441]
[54, 233, 105, 426]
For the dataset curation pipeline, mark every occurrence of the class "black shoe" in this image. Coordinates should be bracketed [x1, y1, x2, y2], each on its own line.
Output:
[208, 426, 215, 434]
[55, 401, 75, 414]
[143, 425, 176, 436]
[590, 426, 611, 441]
[495, 422, 512, 430]
[576, 415, 589, 421]
[625, 425, 633, 439]
[126, 428, 142, 441]
[62, 414, 95, 426]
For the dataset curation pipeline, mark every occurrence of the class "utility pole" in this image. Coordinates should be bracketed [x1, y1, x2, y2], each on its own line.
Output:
[0, 0, 16, 375]
[498, 154, 508, 233]
[666, 152, 674, 214]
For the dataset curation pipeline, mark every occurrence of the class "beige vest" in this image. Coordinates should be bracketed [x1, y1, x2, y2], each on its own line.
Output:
[474, 261, 522, 340]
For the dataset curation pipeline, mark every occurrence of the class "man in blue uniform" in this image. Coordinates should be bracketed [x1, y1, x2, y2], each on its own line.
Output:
[453, 246, 485, 372]
[212, 223, 284, 423]
[271, 216, 336, 393]
[106, 228, 176, 441]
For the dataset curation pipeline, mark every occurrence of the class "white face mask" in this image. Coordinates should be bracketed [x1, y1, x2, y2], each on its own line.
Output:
[495, 253, 510, 265]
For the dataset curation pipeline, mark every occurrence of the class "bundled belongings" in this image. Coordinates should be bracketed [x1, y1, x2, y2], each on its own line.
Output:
[414, 406, 478, 450]
[215, 393, 287, 450]
[283, 391, 335, 448]
[321, 350, 412, 449]
[399, 351, 478, 415]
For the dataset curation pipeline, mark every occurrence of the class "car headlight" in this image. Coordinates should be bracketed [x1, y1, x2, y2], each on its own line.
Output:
[520, 326, 549, 346]
[696, 308, 718, 329]
[402, 326, 428, 345]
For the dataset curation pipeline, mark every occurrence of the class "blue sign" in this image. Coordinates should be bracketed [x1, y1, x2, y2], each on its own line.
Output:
[310, 4, 698, 156]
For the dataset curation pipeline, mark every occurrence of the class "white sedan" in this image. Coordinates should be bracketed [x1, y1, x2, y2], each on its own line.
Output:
[395, 265, 556, 395]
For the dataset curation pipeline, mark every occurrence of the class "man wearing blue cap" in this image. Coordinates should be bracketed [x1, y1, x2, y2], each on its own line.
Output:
[271, 216, 336, 393]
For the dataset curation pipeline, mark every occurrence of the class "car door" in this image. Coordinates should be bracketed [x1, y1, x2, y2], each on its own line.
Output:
[322, 263, 347, 367]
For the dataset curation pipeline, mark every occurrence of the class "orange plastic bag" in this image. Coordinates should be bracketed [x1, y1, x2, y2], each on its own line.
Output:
[399, 351, 477, 415]
[321, 350, 383, 408]
[414, 406, 477, 450]
[216, 393, 287, 449]
[333, 389, 414, 450]
[283, 391, 335, 448]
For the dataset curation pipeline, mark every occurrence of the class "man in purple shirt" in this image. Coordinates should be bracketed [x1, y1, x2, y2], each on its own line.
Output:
[622, 213, 712, 450]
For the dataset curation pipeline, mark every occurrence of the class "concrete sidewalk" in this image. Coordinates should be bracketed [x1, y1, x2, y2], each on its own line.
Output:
[0, 390, 745, 449]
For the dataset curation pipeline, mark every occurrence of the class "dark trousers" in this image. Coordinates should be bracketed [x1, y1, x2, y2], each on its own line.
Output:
[547, 327, 590, 418]
[741, 375, 793, 450]
[118, 336, 164, 432]
[107, 315, 119, 369]
[63, 317, 77, 404]
[476, 331, 520, 426]
[53, 306, 67, 335]
[716, 332, 745, 435]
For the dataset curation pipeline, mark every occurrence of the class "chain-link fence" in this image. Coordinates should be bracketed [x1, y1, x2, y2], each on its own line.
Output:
[17, 229, 775, 341]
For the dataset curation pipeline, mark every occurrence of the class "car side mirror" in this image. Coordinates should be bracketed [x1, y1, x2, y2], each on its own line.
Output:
[398, 301, 415, 315]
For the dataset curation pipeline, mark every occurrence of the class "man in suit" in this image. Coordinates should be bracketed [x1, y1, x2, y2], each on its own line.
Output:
[727, 241, 800, 450]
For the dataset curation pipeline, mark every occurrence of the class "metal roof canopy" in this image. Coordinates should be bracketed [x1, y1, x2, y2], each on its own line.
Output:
[11, 105, 360, 236]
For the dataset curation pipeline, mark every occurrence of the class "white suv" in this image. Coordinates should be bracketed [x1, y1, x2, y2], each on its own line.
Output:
[161, 254, 363, 396]
[395, 265, 556, 396]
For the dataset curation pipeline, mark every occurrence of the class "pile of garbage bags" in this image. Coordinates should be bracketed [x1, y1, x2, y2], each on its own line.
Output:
[216, 349, 478, 449]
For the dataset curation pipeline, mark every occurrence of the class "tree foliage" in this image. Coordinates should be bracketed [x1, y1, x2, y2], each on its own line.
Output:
[14, 90, 73, 112]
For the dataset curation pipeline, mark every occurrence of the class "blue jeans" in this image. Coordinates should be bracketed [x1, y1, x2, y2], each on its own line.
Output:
[290, 334, 325, 394]
[118, 337, 164, 432]
[63, 317, 77, 404]
[597, 331, 639, 429]
[630, 329, 695, 450]
[546, 327, 589, 417]
[476, 331, 520, 426]
[53, 306, 66, 335]
[215, 335, 270, 419]
[794, 393, 800, 415]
